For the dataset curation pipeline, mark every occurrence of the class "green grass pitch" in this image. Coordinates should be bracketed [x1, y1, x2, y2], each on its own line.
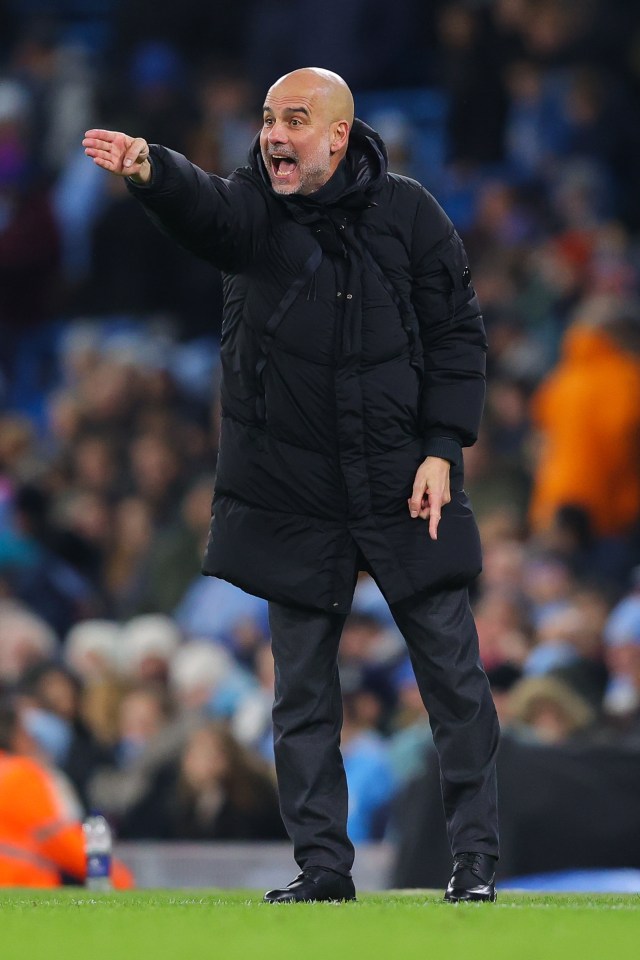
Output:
[1, 890, 639, 960]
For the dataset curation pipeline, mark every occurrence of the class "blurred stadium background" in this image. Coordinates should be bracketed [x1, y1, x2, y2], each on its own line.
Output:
[1, 0, 640, 892]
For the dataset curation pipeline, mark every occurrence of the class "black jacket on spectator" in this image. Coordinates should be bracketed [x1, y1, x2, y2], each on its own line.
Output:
[128, 120, 487, 613]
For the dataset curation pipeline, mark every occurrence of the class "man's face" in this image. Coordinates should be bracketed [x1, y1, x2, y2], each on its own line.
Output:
[260, 82, 337, 196]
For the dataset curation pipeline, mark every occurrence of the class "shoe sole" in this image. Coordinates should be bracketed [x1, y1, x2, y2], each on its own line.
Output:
[264, 894, 357, 903]
[443, 892, 497, 903]
[264, 899, 357, 904]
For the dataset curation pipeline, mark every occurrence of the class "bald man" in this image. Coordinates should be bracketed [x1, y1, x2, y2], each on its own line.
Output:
[84, 68, 499, 904]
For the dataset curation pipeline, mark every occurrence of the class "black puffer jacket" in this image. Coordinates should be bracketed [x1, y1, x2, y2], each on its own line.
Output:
[128, 120, 487, 613]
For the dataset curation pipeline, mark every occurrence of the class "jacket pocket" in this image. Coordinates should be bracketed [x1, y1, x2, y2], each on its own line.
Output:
[438, 231, 473, 322]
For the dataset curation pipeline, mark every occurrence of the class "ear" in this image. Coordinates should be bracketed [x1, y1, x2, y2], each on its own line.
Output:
[330, 120, 350, 154]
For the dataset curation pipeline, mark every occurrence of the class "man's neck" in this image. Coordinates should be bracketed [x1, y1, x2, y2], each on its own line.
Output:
[300, 158, 349, 204]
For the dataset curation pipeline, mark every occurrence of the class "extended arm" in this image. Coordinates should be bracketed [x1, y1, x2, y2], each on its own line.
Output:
[83, 129, 270, 271]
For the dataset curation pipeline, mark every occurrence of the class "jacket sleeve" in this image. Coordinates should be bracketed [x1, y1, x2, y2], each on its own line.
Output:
[126, 145, 270, 272]
[410, 188, 487, 465]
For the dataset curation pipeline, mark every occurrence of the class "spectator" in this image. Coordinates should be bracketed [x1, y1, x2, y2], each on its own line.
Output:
[506, 675, 596, 745]
[131, 476, 212, 618]
[63, 618, 121, 681]
[387, 657, 434, 786]
[338, 613, 402, 715]
[0, 699, 133, 887]
[0, 602, 57, 685]
[168, 722, 285, 841]
[17, 661, 113, 805]
[118, 614, 181, 686]
[169, 640, 256, 720]
[87, 682, 194, 829]
[603, 587, 640, 726]
[103, 496, 154, 617]
[174, 577, 269, 657]
[119, 721, 286, 841]
[341, 683, 396, 842]
[232, 643, 275, 760]
[529, 298, 640, 580]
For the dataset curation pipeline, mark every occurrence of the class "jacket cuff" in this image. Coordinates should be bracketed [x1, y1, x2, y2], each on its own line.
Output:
[423, 437, 462, 466]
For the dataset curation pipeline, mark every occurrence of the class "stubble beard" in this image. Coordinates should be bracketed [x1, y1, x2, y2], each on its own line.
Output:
[265, 134, 333, 196]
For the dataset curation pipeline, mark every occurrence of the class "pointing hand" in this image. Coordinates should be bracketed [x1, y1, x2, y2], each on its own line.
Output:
[82, 129, 151, 184]
[408, 456, 451, 541]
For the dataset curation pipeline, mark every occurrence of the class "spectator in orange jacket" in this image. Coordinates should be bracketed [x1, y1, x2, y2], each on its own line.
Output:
[0, 700, 134, 888]
[529, 299, 640, 541]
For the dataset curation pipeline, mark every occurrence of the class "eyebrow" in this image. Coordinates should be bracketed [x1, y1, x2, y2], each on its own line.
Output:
[262, 105, 311, 117]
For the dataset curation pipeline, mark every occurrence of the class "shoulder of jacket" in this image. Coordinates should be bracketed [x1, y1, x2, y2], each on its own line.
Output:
[383, 172, 438, 200]
[378, 174, 450, 217]
[377, 172, 423, 203]
[375, 174, 454, 250]
[386, 172, 423, 191]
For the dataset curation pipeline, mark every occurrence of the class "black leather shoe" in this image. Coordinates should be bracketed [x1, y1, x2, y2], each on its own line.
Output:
[264, 867, 356, 903]
[443, 853, 497, 903]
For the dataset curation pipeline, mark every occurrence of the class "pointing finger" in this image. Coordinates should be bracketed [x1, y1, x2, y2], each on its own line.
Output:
[428, 491, 443, 541]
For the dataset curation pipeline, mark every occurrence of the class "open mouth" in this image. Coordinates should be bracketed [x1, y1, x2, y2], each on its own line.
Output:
[270, 155, 298, 179]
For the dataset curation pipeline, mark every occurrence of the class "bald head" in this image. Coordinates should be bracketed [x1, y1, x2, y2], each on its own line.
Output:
[260, 68, 354, 195]
[267, 68, 355, 128]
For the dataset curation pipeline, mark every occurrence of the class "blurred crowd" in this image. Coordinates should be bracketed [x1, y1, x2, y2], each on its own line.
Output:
[1, 0, 640, 852]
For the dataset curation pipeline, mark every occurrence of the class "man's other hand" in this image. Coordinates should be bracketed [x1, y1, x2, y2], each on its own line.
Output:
[83, 129, 151, 184]
[408, 456, 451, 541]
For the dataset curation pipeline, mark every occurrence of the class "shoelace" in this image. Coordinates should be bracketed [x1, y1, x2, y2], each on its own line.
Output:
[291, 870, 321, 885]
[452, 853, 483, 874]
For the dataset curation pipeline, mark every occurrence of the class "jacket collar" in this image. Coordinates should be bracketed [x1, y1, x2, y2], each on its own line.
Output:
[247, 118, 388, 209]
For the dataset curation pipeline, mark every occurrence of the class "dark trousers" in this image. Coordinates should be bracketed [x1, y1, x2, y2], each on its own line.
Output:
[269, 586, 500, 877]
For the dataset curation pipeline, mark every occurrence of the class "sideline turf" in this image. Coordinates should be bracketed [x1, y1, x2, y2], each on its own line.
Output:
[1, 890, 638, 960]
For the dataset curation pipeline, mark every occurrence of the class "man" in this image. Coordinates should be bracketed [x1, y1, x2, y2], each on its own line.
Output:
[83, 67, 499, 903]
[0, 700, 134, 888]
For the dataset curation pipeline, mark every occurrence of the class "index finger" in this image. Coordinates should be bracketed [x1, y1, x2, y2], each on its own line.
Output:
[428, 490, 443, 541]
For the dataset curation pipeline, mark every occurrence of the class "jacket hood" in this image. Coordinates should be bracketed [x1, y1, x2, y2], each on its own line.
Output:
[247, 117, 388, 203]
